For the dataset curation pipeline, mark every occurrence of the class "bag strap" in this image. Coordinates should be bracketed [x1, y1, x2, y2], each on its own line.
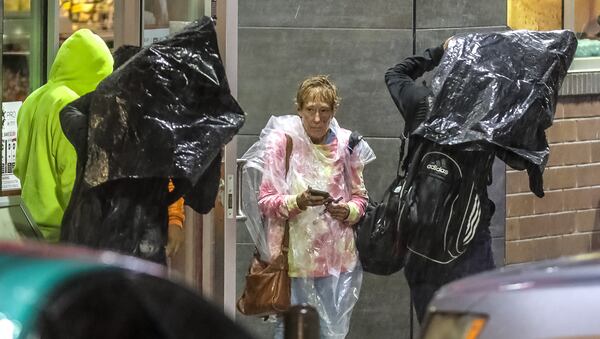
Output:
[398, 118, 412, 177]
[281, 135, 293, 259]
[397, 134, 407, 177]
[348, 131, 363, 154]
[285, 134, 293, 174]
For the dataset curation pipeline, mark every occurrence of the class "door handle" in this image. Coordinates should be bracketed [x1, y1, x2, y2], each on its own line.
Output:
[235, 159, 247, 221]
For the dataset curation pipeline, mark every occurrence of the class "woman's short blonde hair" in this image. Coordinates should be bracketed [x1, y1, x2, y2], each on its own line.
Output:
[295, 75, 341, 110]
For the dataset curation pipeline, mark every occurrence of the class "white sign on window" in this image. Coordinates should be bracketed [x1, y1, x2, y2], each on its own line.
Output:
[2, 101, 22, 191]
[142, 28, 171, 47]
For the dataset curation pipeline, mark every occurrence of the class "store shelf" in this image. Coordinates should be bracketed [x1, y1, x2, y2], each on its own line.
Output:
[3, 51, 30, 56]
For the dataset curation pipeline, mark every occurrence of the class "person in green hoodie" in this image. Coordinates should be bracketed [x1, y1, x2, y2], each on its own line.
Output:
[14, 29, 113, 242]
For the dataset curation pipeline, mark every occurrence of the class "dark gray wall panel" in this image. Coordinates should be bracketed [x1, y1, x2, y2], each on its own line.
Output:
[492, 237, 505, 267]
[237, 135, 259, 158]
[416, 0, 506, 29]
[237, 221, 254, 246]
[415, 26, 508, 53]
[238, 28, 412, 137]
[239, 0, 413, 29]
[348, 272, 415, 339]
[362, 137, 402, 201]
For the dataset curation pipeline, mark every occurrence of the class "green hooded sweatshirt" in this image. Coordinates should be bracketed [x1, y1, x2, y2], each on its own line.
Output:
[14, 29, 113, 242]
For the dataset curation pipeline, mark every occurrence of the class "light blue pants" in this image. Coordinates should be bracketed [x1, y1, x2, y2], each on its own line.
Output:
[274, 270, 361, 339]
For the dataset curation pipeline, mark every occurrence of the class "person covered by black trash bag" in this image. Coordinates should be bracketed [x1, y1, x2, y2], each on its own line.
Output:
[59, 17, 245, 264]
[385, 30, 577, 323]
[60, 45, 187, 261]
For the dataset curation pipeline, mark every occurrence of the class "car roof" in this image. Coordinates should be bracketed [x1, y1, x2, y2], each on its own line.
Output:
[437, 252, 600, 297]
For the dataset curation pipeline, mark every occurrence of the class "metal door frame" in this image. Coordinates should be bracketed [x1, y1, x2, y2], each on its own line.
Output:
[204, 0, 239, 317]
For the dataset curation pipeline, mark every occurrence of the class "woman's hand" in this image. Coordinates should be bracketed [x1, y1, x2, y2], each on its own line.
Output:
[296, 189, 331, 210]
[326, 202, 350, 221]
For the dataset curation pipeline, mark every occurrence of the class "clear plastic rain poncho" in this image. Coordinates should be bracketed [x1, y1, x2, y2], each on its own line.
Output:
[241, 115, 375, 338]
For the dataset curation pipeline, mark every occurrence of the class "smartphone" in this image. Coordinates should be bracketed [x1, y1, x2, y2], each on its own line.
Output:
[308, 187, 331, 198]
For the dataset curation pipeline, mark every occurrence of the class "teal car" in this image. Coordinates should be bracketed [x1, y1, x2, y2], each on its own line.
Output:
[0, 242, 253, 339]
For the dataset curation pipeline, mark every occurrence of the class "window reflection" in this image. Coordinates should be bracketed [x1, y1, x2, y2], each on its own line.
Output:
[574, 0, 600, 57]
[508, 0, 600, 60]
[143, 1, 206, 46]
[3, 0, 33, 101]
[59, 0, 114, 47]
[144, 0, 169, 29]
[507, 0, 563, 31]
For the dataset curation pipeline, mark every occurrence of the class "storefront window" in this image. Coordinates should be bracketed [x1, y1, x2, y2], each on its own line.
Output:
[507, 0, 563, 31]
[3, 0, 36, 102]
[59, 0, 115, 46]
[572, 0, 600, 55]
[2, 0, 45, 193]
[567, 0, 600, 72]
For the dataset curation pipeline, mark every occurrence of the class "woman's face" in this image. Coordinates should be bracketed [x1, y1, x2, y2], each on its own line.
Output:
[298, 99, 335, 144]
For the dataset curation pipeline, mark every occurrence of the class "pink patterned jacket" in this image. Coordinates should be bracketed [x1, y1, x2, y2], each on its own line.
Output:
[258, 126, 370, 278]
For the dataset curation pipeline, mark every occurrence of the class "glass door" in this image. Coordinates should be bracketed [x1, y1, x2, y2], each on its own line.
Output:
[139, 0, 211, 294]
[141, 0, 239, 313]
[139, 0, 240, 315]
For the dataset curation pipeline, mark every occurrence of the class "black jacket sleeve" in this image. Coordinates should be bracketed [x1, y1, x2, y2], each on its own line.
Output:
[385, 45, 445, 133]
[60, 92, 93, 158]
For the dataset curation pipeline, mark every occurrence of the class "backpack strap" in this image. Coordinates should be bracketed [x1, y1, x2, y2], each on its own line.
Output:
[400, 95, 432, 177]
[348, 131, 363, 154]
[397, 134, 408, 177]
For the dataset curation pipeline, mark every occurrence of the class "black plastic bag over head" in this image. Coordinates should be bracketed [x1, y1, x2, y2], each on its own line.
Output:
[415, 30, 577, 197]
[84, 17, 244, 194]
[59, 18, 244, 262]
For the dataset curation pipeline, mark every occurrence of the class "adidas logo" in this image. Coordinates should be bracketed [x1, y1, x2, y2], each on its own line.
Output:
[426, 163, 449, 175]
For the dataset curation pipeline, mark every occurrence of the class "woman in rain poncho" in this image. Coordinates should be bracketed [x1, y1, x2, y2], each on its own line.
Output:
[241, 75, 375, 338]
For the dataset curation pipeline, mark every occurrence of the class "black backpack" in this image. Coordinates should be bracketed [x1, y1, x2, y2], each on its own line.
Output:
[400, 137, 495, 264]
[355, 174, 408, 275]
[353, 133, 408, 276]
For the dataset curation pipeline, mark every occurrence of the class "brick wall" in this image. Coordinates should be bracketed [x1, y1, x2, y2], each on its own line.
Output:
[506, 95, 600, 264]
